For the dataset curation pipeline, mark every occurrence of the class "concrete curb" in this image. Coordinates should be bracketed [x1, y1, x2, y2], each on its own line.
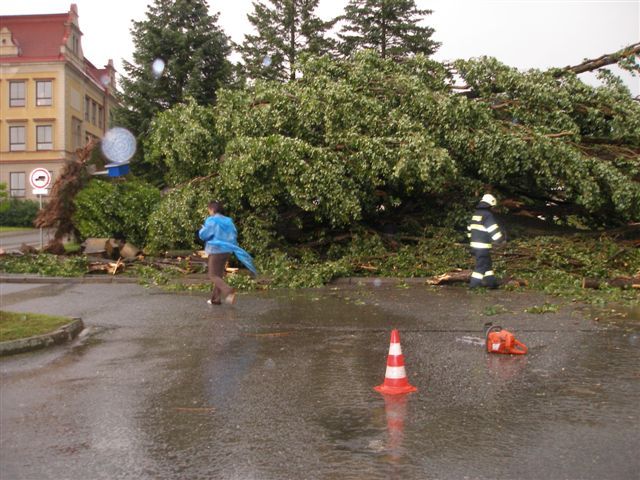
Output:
[0, 317, 84, 356]
[0, 274, 138, 284]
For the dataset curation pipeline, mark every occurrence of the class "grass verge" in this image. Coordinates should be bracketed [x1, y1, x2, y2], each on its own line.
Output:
[0, 310, 72, 342]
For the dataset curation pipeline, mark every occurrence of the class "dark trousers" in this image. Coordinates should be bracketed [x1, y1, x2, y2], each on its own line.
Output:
[208, 253, 232, 302]
[470, 250, 497, 288]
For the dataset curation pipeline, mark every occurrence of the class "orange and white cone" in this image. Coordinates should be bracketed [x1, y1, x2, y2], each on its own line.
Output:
[374, 329, 417, 395]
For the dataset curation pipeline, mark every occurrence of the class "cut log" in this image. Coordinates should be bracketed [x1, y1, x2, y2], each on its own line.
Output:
[582, 278, 601, 289]
[82, 238, 109, 255]
[426, 269, 472, 285]
[120, 242, 141, 260]
[104, 239, 120, 260]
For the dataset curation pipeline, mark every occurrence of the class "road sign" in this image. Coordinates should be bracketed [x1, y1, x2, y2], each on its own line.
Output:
[29, 168, 52, 190]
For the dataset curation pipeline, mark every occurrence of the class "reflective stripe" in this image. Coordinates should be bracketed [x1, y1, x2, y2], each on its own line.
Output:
[472, 215, 482, 221]
[485, 270, 494, 276]
[470, 242, 492, 249]
[388, 343, 402, 356]
[384, 366, 407, 379]
[492, 232, 503, 241]
[487, 224, 499, 233]
[469, 224, 486, 231]
[471, 272, 484, 279]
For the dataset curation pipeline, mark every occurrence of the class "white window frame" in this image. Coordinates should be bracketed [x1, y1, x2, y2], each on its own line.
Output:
[36, 125, 53, 150]
[9, 125, 26, 151]
[9, 172, 26, 197]
[36, 80, 52, 106]
[72, 117, 83, 150]
[9, 81, 26, 107]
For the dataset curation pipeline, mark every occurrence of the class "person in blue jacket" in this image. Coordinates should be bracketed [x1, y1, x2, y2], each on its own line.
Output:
[466, 193, 505, 289]
[198, 201, 257, 305]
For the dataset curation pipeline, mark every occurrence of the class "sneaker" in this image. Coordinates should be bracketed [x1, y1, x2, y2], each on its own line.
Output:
[207, 299, 221, 305]
[224, 290, 237, 305]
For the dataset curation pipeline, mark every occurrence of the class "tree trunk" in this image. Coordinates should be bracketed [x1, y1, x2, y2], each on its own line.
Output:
[563, 42, 640, 75]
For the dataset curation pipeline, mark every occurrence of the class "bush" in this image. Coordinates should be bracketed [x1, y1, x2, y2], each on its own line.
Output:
[0, 199, 40, 227]
[73, 179, 161, 246]
[145, 177, 219, 253]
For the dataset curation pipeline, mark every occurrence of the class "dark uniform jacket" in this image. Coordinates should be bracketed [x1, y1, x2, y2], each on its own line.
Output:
[467, 201, 504, 251]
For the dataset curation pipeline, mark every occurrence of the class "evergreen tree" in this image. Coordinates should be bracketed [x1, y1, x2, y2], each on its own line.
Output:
[239, 0, 334, 82]
[338, 0, 439, 59]
[112, 0, 232, 183]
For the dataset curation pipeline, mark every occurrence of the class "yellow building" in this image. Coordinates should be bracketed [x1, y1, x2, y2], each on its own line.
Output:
[0, 4, 117, 200]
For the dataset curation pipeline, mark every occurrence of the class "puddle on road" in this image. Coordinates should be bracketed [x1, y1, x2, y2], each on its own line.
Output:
[135, 288, 640, 479]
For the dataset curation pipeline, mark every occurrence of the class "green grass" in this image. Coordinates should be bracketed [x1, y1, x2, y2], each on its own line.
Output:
[63, 242, 82, 254]
[0, 226, 34, 233]
[0, 311, 72, 342]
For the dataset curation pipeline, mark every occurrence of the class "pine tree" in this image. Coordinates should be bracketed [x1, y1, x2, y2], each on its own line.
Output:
[239, 0, 334, 82]
[338, 0, 439, 59]
[112, 0, 232, 182]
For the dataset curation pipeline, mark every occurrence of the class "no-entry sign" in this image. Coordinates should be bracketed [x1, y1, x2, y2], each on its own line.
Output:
[29, 168, 51, 195]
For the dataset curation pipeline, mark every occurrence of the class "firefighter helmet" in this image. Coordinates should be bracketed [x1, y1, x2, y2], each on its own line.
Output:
[481, 194, 497, 206]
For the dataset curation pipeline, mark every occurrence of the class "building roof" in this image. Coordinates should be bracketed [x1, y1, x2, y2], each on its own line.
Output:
[0, 4, 116, 91]
[0, 12, 70, 62]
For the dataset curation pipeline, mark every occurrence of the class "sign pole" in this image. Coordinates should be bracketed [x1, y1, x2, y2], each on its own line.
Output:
[29, 168, 52, 251]
[39, 194, 43, 251]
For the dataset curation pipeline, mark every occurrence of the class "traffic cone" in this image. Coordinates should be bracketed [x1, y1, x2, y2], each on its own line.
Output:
[374, 329, 417, 394]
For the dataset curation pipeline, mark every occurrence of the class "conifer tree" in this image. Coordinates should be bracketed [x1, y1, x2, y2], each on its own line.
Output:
[112, 0, 232, 182]
[239, 0, 334, 82]
[338, 0, 439, 59]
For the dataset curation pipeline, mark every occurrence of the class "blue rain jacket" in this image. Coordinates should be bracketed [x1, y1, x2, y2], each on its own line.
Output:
[198, 214, 258, 275]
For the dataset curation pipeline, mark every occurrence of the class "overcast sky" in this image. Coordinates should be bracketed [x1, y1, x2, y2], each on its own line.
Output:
[2, 0, 639, 95]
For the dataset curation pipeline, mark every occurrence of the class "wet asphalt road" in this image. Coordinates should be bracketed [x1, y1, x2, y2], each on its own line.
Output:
[0, 229, 56, 253]
[1, 282, 639, 480]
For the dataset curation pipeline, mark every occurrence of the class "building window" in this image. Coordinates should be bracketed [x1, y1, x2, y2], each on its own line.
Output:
[36, 80, 52, 106]
[72, 117, 82, 150]
[36, 125, 53, 150]
[91, 100, 97, 125]
[10, 172, 26, 197]
[9, 81, 26, 107]
[9, 125, 26, 151]
[98, 105, 104, 129]
[84, 96, 90, 121]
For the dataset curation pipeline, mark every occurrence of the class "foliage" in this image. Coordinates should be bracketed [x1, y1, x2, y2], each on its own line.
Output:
[140, 49, 640, 258]
[0, 199, 39, 227]
[146, 177, 218, 253]
[0, 254, 88, 277]
[525, 303, 560, 314]
[145, 98, 223, 186]
[452, 57, 640, 224]
[0, 183, 8, 212]
[0, 310, 73, 342]
[338, 0, 439, 58]
[239, 0, 334, 82]
[112, 0, 232, 184]
[483, 304, 509, 316]
[73, 179, 160, 246]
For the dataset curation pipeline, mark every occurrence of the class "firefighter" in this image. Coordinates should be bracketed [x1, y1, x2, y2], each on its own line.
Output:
[467, 193, 505, 288]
